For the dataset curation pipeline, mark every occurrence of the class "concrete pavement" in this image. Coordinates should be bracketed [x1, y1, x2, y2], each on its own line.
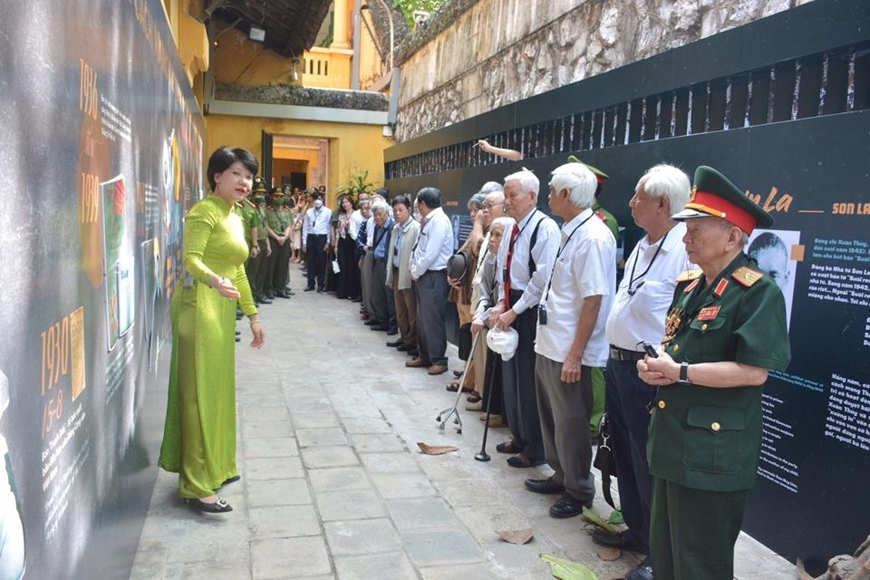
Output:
[130, 271, 796, 580]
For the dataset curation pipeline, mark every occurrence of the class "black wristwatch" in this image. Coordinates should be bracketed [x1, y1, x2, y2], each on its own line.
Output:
[679, 361, 691, 384]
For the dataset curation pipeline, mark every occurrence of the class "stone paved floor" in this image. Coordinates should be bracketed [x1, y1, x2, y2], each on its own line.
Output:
[130, 271, 796, 580]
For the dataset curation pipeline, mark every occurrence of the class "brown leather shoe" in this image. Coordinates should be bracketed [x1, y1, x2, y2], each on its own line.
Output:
[405, 357, 428, 368]
[427, 364, 448, 376]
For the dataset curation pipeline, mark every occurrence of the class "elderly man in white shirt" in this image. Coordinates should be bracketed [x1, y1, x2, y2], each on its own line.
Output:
[489, 169, 560, 468]
[523, 162, 616, 519]
[407, 187, 454, 375]
[592, 164, 693, 580]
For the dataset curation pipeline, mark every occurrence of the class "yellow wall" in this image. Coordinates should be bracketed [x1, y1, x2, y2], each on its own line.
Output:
[205, 114, 391, 205]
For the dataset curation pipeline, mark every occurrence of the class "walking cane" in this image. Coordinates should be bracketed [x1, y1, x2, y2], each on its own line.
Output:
[474, 342, 500, 462]
[436, 331, 480, 434]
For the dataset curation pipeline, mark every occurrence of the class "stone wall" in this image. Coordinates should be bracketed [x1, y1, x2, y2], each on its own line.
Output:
[395, 0, 813, 142]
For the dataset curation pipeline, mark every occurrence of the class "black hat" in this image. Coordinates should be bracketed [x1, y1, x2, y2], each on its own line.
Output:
[672, 166, 774, 235]
[447, 251, 469, 282]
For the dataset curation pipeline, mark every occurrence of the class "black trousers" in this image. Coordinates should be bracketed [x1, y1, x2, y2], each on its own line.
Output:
[605, 358, 655, 553]
[306, 234, 327, 290]
[501, 304, 543, 463]
[336, 236, 360, 299]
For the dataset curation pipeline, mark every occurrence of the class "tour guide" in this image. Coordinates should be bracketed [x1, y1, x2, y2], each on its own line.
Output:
[637, 165, 791, 580]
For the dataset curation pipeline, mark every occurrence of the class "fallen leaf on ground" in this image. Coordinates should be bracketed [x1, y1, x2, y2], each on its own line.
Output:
[582, 507, 622, 534]
[540, 554, 599, 580]
[607, 509, 624, 525]
[597, 547, 621, 561]
[497, 528, 535, 545]
[417, 442, 459, 455]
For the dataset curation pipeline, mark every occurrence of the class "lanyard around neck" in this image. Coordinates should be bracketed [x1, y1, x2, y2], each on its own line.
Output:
[543, 213, 593, 301]
[627, 230, 669, 296]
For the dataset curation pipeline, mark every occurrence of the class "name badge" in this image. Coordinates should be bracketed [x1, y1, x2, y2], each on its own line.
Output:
[697, 306, 720, 321]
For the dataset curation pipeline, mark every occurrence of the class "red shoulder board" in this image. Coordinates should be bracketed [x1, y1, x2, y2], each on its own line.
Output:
[595, 210, 608, 222]
[683, 278, 700, 293]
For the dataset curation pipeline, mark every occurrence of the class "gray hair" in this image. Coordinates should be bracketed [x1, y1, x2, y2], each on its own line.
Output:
[468, 192, 487, 210]
[637, 164, 691, 213]
[478, 181, 502, 196]
[503, 168, 539, 196]
[549, 163, 597, 209]
[489, 216, 515, 233]
[371, 200, 389, 214]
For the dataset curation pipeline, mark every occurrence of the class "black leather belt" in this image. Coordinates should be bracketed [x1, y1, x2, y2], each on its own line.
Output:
[609, 345, 646, 362]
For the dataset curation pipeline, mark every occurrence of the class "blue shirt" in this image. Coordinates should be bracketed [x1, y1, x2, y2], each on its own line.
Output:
[373, 218, 394, 259]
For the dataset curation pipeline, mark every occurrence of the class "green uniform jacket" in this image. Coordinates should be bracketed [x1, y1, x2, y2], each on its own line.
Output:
[593, 201, 619, 242]
[237, 200, 259, 247]
[265, 207, 283, 237]
[647, 252, 790, 492]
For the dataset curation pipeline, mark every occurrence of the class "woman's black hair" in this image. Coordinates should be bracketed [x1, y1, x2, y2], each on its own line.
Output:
[207, 146, 259, 191]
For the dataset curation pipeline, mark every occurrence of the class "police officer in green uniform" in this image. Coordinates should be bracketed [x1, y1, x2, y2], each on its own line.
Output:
[264, 187, 288, 299]
[238, 178, 264, 305]
[638, 165, 791, 580]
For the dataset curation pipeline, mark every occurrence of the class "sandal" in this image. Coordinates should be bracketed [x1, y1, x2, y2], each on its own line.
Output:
[446, 382, 473, 393]
[496, 441, 523, 454]
[466, 392, 482, 403]
[507, 454, 534, 468]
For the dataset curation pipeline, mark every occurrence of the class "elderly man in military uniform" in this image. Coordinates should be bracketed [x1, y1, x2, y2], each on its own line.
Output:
[594, 164, 694, 580]
[638, 166, 791, 580]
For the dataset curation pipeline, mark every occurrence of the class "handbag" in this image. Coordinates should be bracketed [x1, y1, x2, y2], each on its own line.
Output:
[331, 259, 341, 274]
[593, 412, 618, 509]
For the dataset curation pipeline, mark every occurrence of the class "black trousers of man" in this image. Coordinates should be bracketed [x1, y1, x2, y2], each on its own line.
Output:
[501, 293, 544, 464]
[271, 238, 291, 295]
[245, 239, 265, 301]
[306, 233, 327, 291]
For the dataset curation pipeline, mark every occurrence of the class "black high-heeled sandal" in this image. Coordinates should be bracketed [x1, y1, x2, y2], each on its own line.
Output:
[187, 496, 233, 513]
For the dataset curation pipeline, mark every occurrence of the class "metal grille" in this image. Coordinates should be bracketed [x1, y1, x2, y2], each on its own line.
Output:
[386, 41, 870, 180]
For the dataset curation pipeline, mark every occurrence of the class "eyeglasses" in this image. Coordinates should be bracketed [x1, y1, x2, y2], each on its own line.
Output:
[483, 202, 504, 209]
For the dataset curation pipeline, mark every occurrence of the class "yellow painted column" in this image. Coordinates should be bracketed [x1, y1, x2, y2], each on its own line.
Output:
[332, 0, 351, 49]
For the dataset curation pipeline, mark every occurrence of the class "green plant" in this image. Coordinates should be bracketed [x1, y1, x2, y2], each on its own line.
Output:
[392, 0, 445, 27]
[336, 171, 375, 203]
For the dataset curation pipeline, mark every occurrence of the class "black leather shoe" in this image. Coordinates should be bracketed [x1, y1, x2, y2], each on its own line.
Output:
[370, 325, 388, 331]
[304, 287, 315, 292]
[523, 478, 565, 495]
[549, 493, 591, 519]
[186, 496, 233, 513]
[316, 288, 325, 293]
[626, 562, 654, 580]
[397, 343, 414, 352]
[591, 530, 647, 553]
[364, 319, 379, 326]
[387, 340, 405, 348]
[275, 291, 291, 299]
[386, 328, 398, 336]
[265, 291, 275, 299]
[258, 296, 273, 304]
[407, 349, 419, 357]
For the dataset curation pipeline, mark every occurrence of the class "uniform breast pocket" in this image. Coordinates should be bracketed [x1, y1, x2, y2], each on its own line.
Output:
[688, 315, 728, 360]
[683, 406, 746, 474]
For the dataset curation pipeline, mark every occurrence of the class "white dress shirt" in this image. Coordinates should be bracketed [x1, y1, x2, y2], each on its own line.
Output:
[496, 208, 560, 314]
[410, 207, 454, 279]
[605, 221, 693, 351]
[349, 209, 364, 240]
[535, 209, 616, 366]
[303, 206, 332, 244]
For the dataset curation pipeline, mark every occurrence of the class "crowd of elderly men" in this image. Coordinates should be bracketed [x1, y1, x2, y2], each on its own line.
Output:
[294, 156, 790, 580]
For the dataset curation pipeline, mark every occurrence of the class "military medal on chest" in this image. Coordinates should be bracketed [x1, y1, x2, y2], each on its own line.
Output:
[663, 306, 684, 345]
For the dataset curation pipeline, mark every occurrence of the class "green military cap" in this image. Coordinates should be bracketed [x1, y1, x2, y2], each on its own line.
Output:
[270, 186, 284, 196]
[252, 177, 267, 194]
[672, 165, 774, 235]
[567, 155, 609, 183]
